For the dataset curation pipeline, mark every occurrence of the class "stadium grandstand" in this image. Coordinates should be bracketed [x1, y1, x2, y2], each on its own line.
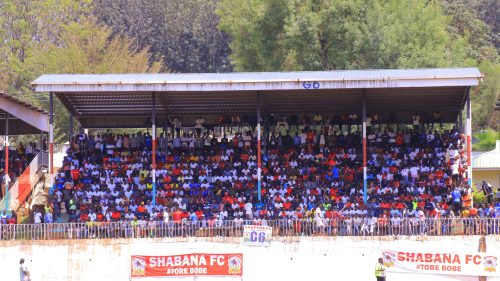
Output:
[3, 67, 498, 239]
[0, 93, 49, 222]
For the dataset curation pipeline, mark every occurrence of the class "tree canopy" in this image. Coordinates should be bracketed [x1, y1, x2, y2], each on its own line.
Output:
[93, 0, 232, 73]
[217, 0, 479, 71]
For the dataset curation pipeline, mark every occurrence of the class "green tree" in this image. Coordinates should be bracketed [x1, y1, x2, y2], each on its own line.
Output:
[27, 18, 161, 74]
[359, 0, 473, 69]
[0, 0, 92, 92]
[217, 0, 475, 71]
[473, 129, 500, 151]
[472, 62, 500, 130]
[443, 0, 499, 54]
[442, 0, 498, 63]
[22, 18, 162, 142]
[217, 0, 291, 71]
[282, 0, 369, 70]
[93, 0, 232, 73]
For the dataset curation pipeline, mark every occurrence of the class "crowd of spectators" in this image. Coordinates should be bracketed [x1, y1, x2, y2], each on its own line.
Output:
[18, 114, 500, 233]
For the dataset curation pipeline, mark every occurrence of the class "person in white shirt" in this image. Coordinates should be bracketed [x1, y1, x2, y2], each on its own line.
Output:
[88, 210, 97, 222]
[360, 216, 370, 236]
[20, 258, 30, 281]
[315, 205, 325, 232]
[369, 216, 377, 234]
[233, 215, 244, 227]
[34, 211, 42, 224]
[244, 202, 253, 219]
[195, 117, 205, 136]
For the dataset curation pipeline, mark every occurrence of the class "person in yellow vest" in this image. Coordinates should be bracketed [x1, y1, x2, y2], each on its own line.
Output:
[375, 257, 387, 281]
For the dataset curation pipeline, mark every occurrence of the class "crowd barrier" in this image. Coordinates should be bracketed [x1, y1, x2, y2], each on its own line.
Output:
[0, 218, 499, 240]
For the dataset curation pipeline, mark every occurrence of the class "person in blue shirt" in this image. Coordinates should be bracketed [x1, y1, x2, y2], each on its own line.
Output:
[332, 166, 339, 180]
[189, 211, 198, 223]
[190, 188, 199, 197]
[307, 202, 315, 211]
[293, 133, 301, 148]
[144, 133, 152, 150]
[452, 188, 462, 213]
[44, 211, 53, 223]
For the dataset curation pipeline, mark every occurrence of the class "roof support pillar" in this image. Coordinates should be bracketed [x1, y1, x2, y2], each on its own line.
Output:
[466, 90, 472, 188]
[459, 111, 463, 134]
[4, 113, 9, 210]
[39, 131, 43, 152]
[257, 91, 262, 203]
[152, 93, 157, 206]
[362, 92, 368, 205]
[49, 92, 54, 191]
[69, 113, 74, 144]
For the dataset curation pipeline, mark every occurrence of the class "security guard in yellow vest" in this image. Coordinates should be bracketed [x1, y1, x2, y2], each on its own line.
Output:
[375, 257, 386, 281]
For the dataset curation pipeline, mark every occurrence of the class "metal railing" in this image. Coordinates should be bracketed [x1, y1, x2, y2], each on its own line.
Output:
[0, 151, 46, 211]
[38, 150, 49, 168]
[0, 218, 499, 241]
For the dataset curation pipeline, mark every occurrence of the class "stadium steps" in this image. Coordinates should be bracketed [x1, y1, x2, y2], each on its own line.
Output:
[55, 213, 69, 223]
[55, 201, 69, 223]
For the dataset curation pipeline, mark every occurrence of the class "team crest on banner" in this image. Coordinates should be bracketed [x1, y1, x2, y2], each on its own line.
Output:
[383, 251, 395, 267]
[131, 256, 146, 276]
[228, 255, 242, 274]
[484, 256, 497, 273]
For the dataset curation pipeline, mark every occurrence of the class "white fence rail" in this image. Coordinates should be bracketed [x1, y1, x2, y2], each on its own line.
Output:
[0, 218, 499, 241]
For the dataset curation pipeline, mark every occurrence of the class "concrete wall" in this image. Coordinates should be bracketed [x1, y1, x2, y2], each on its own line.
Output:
[474, 170, 500, 190]
[1, 236, 500, 281]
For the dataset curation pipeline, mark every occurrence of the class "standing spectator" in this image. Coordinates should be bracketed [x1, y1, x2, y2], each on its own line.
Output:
[315, 205, 325, 233]
[44, 209, 53, 223]
[482, 181, 494, 204]
[33, 210, 42, 224]
[173, 117, 181, 136]
[20, 258, 30, 281]
[374, 257, 386, 281]
[195, 117, 205, 137]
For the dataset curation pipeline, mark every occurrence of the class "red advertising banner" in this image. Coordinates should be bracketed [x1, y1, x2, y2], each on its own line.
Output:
[131, 253, 243, 278]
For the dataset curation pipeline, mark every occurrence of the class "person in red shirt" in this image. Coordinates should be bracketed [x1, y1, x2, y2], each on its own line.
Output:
[111, 210, 121, 221]
[71, 168, 80, 181]
[195, 209, 204, 219]
[172, 208, 182, 223]
[283, 201, 292, 210]
[79, 211, 89, 222]
[137, 203, 146, 216]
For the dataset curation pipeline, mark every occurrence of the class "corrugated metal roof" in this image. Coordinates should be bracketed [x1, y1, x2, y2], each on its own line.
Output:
[30, 68, 481, 128]
[32, 68, 482, 93]
[0, 92, 49, 134]
[473, 141, 500, 169]
[0, 92, 48, 114]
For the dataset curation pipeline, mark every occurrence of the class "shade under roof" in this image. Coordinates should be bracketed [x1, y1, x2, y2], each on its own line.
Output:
[32, 68, 482, 128]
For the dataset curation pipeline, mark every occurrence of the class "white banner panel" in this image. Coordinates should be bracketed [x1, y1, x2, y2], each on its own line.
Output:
[243, 225, 272, 246]
[382, 250, 499, 277]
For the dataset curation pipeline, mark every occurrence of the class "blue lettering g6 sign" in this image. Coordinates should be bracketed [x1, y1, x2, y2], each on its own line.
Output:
[302, 81, 321, 89]
[243, 225, 272, 246]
